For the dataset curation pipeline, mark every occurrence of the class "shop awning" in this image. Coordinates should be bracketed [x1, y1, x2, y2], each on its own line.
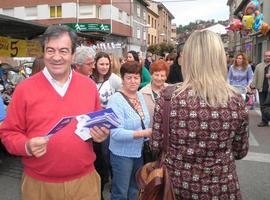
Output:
[0, 14, 46, 40]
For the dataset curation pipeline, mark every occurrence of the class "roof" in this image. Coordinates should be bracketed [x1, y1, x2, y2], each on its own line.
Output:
[0, 14, 47, 39]
[203, 24, 228, 35]
[137, 0, 150, 7]
[157, 2, 175, 19]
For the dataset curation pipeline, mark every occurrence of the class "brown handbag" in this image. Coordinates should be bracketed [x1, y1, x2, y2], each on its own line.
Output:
[136, 85, 177, 200]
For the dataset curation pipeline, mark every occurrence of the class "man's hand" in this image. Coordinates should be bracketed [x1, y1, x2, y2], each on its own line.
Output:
[266, 73, 270, 79]
[90, 126, 110, 143]
[26, 137, 49, 158]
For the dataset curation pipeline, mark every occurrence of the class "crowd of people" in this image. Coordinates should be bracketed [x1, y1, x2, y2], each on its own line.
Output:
[0, 24, 269, 200]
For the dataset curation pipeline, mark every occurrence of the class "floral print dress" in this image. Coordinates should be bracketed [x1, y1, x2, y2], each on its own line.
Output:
[150, 86, 249, 200]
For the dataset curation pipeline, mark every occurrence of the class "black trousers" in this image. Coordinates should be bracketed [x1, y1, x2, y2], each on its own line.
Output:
[259, 91, 270, 123]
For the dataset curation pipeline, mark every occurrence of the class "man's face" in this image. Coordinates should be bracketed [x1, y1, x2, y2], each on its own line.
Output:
[76, 57, 95, 76]
[43, 33, 73, 81]
[264, 51, 270, 64]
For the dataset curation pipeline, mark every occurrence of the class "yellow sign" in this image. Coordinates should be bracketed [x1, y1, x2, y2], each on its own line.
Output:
[0, 36, 43, 57]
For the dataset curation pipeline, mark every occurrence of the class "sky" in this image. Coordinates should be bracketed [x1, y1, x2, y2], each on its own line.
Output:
[156, 0, 230, 26]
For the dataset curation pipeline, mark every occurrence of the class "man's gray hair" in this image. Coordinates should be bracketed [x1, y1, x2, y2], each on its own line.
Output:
[74, 45, 96, 65]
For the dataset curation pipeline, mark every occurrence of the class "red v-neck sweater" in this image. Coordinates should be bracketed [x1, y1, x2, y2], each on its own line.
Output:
[0, 71, 101, 182]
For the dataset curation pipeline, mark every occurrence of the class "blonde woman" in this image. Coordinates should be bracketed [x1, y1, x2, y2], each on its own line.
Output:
[150, 30, 249, 200]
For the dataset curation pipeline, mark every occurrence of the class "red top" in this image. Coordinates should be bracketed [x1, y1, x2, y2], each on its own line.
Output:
[0, 71, 101, 182]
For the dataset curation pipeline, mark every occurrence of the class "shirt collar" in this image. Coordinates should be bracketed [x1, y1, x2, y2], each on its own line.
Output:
[42, 66, 72, 87]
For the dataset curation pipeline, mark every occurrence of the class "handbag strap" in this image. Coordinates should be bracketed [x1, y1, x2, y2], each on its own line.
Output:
[161, 84, 177, 156]
[118, 91, 146, 130]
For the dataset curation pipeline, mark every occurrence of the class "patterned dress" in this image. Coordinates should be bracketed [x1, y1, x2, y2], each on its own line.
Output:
[150, 86, 249, 200]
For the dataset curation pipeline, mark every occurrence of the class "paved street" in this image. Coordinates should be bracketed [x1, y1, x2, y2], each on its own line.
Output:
[0, 107, 270, 200]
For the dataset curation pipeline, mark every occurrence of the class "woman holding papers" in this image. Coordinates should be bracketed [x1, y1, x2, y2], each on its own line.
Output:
[107, 61, 151, 200]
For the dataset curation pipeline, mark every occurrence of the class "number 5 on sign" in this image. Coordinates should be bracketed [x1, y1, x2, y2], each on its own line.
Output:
[0, 36, 42, 57]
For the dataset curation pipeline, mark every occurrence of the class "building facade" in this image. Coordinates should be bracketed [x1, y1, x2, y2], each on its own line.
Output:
[128, 0, 149, 55]
[157, 2, 174, 44]
[227, 0, 270, 63]
[0, 0, 134, 56]
[171, 23, 177, 45]
[146, 0, 158, 47]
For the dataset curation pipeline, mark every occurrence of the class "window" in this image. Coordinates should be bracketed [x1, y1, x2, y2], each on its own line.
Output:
[79, 5, 93, 16]
[3, 8, 14, 17]
[137, 5, 140, 17]
[143, 30, 146, 41]
[25, 6, 37, 17]
[96, 6, 101, 18]
[152, 18, 154, 28]
[148, 34, 150, 45]
[137, 27, 141, 39]
[126, 14, 130, 24]
[119, 10, 123, 20]
[151, 35, 154, 45]
[143, 11, 146, 20]
[148, 15, 150, 25]
[50, 6, 62, 18]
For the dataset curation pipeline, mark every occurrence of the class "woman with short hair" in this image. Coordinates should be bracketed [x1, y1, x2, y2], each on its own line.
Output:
[127, 50, 151, 89]
[140, 60, 169, 127]
[107, 61, 151, 200]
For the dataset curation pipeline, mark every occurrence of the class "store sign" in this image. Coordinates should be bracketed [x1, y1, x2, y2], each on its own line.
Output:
[0, 36, 42, 57]
[65, 23, 111, 33]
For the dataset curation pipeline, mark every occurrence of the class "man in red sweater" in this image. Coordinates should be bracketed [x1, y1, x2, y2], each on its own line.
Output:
[0, 25, 109, 200]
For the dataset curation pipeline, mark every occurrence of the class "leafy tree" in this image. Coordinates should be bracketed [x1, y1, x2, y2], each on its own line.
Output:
[147, 43, 175, 56]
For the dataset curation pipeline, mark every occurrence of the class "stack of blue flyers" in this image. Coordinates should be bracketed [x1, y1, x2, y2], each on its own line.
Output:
[75, 108, 120, 141]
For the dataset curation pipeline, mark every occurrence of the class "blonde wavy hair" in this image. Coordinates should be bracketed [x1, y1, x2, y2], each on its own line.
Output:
[175, 30, 238, 106]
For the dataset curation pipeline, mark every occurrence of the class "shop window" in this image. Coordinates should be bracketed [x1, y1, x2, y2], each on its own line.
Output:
[50, 5, 62, 18]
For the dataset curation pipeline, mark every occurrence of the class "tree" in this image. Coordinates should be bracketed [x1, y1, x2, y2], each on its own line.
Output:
[147, 43, 175, 56]
[147, 44, 159, 55]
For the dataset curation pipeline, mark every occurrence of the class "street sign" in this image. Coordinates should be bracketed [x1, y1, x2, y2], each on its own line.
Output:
[65, 23, 111, 33]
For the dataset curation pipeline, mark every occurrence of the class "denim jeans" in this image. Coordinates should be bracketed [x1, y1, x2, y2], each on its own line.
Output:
[110, 152, 143, 200]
